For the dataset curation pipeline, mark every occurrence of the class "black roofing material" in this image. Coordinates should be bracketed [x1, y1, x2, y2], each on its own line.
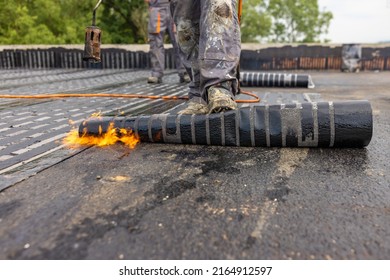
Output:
[1, 45, 390, 70]
[79, 100, 372, 148]
[0, 48, 149, 69]
[240, 72, 315, 88]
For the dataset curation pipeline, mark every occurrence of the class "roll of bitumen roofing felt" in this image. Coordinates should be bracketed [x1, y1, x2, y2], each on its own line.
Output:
[79, 100, 372, 148]
[240, 72, 315, 88]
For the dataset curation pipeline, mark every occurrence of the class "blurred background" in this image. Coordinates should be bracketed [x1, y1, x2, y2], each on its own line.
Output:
[0, 0, 388, 45]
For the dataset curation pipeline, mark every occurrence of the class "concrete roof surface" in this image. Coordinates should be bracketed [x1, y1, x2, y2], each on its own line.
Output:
[0, 69, 389, 260]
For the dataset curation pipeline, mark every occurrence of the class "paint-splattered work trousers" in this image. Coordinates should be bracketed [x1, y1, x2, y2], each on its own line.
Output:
[148, 2, 186, 78]
[170, 0, 241, 104]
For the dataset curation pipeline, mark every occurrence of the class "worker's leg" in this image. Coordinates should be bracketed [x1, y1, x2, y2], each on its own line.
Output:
[199, 0, 241, 100]
[170, 0, 203, 103]
[148, 6, 166, 83]
[171, 0, 240, 114]
[165, 7, 189, 82]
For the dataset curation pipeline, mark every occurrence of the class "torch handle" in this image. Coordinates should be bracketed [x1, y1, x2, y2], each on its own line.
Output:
[92, 0, 103, 26]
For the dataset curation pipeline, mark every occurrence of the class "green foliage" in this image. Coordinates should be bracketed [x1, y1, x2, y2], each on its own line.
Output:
[240, 0, 272, 42]
[0, 0, 332, 44]
[0, 1, 52, 44]
[0, 0, 147, 44]
[267, 0, 333, 43]
[98, 0, 148, 44]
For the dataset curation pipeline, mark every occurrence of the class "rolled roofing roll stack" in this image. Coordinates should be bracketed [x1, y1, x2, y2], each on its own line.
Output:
[240, 72, 315, 88]
[79, 100, 372, 148]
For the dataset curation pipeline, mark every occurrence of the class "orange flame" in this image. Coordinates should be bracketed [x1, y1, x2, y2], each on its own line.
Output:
[90, 111, 102, 118]
[63, 121, 140, 149]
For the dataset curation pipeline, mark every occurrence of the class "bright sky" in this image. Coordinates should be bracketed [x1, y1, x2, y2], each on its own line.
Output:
[318, 0, 390, 43]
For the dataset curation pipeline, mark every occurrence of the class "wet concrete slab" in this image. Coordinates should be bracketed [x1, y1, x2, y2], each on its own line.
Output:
[0, 70, 389, 260]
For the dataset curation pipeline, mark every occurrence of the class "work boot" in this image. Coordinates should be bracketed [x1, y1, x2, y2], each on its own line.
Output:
[177, 101, 209, 115]
[207, 85, 237, 113]
[147, 76, 162, 84]
[179, 73, 191, 83]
